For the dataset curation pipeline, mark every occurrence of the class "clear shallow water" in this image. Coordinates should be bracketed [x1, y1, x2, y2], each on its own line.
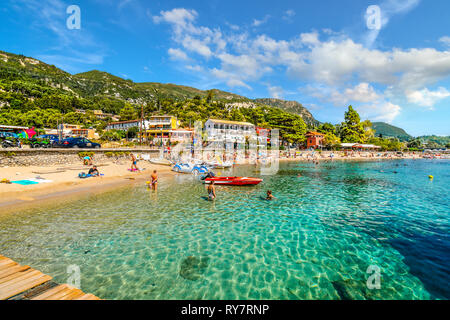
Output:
[0, 160, 448, 300]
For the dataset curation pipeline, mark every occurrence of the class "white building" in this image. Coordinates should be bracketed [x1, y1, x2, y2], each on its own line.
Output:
[106, 120, 150, 131]
[204, 119, 256, 144]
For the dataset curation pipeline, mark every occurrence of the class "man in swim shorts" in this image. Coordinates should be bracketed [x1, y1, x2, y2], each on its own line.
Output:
[130, 153, 139, 171]
[207, 181, 216, 200]
[150, 170, 158, 191]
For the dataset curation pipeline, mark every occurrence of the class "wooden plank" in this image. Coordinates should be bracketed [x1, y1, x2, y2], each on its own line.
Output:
[0, 269, 38, 285]
[30, 284, 68, 300]
[0, 265, 30, 280]
[0, 270, 41, 288]
[0, 261, 17, 270]
[42, 287, 74, 300]
[74, 293, 99, 300]
[0, 258, 15, 266]
[0, 274, 52, 300]
[57, 288, 84, 300]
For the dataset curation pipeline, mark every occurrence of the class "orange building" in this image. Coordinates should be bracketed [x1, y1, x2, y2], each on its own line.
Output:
[306, 131, 324, 149]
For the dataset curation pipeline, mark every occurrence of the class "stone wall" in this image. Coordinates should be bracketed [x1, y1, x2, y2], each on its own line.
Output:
[0, 149, 160, 167]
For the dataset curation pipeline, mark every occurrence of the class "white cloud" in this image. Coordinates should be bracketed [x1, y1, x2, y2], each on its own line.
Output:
[168, 48, 188, 61]
[252, 15, 270, 27]
[358, 101, 401, 123]
[154, 7, 450, 115]
[283, 10, 295, 22]
[439, 36, 450, 47]
[268, 86, 283, 99]
[406, 87, 450, 108]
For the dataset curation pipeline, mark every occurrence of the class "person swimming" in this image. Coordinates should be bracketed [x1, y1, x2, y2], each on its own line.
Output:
[266, 190, 275, 201]
[207, 181, 216, 200]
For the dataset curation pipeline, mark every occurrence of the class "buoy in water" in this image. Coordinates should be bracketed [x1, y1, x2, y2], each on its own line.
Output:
[428, 175, 434, 180]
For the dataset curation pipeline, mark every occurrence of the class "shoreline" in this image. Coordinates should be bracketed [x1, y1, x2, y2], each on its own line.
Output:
[0, 161, 175, 214]
[0, 155, 439, 214]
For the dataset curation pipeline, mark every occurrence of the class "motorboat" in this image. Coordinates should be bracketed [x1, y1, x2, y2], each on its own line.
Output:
[204, 176, 263, 186]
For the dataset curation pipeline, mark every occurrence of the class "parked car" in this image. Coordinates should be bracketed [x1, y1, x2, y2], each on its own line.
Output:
[29, 137, 51, 148]
[55, 137, 101, 149]
[172, 163, 209, 175]
[1, 138, 21, 148]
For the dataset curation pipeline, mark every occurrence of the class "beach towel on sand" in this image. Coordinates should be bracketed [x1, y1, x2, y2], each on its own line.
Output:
[11, 180, 39, 185]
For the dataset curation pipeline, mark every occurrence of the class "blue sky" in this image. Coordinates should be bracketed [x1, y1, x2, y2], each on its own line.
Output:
[1, 0, 449, 136]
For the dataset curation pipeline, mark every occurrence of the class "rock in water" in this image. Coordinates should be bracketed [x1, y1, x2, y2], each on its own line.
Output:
[179, 256, 209, 281]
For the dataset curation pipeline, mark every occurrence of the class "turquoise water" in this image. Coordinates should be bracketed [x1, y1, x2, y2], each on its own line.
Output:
[0, 160, 448, 300]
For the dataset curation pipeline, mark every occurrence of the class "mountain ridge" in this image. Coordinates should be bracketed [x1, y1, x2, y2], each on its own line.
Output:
[0, 50, 318, 125]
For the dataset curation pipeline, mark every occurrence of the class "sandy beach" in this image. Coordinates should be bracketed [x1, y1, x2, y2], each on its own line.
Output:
[0, 159, 175, 213]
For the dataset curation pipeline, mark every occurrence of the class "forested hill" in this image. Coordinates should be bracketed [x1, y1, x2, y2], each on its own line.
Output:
[0, 50, 318, 125]
[254, 98, 318, 126]
[372, 122, 412, 141]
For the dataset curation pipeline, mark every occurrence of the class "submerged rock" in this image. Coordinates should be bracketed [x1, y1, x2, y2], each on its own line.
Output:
[332, 279, 372, 300]
[179, 256, 209, 281]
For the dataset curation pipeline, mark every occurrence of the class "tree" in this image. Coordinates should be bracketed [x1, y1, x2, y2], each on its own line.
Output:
[318, 122, 336, 135]
[119, 103, 137, 121]
[340, 105, 365, 143]
[361, 120, 375, 142]
[323, 132, 341, 148]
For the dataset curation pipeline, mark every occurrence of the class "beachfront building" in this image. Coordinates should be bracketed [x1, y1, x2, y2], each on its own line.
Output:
[306, 131, 325, 149]
[146, 115, 180, 145]
[256, 127, 270, 146]
[106, 119, 150, 131]
[71, 128, 98, 139]
[204, 119, 256, 144]
[0, 125, 29, 134]
[76, 109, 119, 121]
[340, 143, 382, 151]
[170, 128, 193, 143]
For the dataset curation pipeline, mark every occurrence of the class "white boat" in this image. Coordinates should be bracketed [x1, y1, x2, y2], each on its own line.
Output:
[149, 158, 173, 166]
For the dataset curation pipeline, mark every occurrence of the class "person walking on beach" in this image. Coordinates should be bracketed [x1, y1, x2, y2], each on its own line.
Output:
[207, 181, 216, 200]
[150, 170, 158, 191]
[130, 153, 139, 171]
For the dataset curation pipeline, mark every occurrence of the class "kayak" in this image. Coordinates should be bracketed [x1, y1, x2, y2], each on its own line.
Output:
[149, 158, 173, 166]
[204, 177, 263, 186]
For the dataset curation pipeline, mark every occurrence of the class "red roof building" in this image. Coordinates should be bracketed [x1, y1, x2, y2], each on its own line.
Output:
[305, 131, 324, 149]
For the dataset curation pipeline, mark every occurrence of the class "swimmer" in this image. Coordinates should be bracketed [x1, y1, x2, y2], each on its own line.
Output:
[207, 181, 216, 200]
[266, 190, 276, 201]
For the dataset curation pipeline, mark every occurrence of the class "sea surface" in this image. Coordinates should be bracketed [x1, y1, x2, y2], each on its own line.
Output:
[0, 159, 448, 300]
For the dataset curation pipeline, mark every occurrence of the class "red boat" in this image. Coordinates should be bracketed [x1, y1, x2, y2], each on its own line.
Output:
[204, 176, 263, 186]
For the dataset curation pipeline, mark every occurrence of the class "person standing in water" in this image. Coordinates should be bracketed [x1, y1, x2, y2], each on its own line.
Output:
[130, 153, 139, 171]
[207, 181, 216, 200]
[150, 170, 158, 191]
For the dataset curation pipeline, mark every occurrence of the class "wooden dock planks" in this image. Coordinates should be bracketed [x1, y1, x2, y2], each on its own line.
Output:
[0, 254, 101, 300]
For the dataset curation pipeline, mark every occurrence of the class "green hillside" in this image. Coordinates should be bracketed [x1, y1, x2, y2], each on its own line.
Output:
[0, 50, 318, 125]
[372, 122, 412, 141]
